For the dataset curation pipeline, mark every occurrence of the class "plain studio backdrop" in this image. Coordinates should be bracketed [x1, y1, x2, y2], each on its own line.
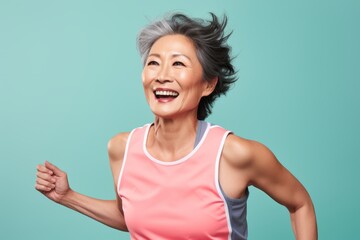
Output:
[1, 0, 359, 239]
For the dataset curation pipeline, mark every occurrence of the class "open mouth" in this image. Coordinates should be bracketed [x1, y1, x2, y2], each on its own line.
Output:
[154, 90, 179, 99]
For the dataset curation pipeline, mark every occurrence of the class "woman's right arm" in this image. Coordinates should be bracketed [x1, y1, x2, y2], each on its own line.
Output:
[35, 132, 129, 231]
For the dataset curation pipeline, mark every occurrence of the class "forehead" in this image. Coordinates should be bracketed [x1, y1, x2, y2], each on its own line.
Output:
[149, 34, 197, 55]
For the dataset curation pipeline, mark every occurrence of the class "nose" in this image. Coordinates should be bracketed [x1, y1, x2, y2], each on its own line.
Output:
[156, 63, 172, 83]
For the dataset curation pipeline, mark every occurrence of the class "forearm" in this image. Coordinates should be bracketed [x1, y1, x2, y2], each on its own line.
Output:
[59, 189, 127, 231]
[290, 201, 317, 240]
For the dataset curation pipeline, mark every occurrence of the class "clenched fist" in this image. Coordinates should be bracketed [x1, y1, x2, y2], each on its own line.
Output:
[35, 161, 71, 203]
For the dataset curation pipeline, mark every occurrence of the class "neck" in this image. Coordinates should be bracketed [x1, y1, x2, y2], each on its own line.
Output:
[147, 116, 200, 161]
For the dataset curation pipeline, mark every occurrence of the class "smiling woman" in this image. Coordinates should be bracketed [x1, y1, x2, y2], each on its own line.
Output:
[142, 34, 215, 120]
[138, 13, 237, 120]
[35, 12, 318, 240]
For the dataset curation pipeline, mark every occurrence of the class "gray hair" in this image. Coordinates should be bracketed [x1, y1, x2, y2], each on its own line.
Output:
[137, 12, 237, 120]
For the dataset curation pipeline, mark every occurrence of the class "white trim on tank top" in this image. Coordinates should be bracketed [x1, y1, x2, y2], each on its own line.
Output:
[143, 122, 211, 166]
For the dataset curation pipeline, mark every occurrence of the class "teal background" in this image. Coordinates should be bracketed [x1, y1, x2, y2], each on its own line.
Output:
[1, 0, 359, 239]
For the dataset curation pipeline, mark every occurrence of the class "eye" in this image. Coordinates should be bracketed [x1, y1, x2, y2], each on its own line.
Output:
[173, 61, 185, 67]
[147, 60, 159, 66]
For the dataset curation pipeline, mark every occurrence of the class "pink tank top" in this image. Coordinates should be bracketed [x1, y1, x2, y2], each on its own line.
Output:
[118, 123, 234, 239]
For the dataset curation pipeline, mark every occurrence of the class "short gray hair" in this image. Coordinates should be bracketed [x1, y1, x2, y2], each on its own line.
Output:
[137, 12, 237, 120]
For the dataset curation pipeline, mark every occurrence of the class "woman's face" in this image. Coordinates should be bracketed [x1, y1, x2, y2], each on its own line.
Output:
[142, 34, 215, 119]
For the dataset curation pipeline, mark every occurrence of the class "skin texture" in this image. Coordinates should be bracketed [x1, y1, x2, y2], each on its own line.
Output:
[35, 34, 317, 239]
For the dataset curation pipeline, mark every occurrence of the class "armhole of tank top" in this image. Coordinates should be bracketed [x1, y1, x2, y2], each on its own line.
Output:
[116, 127, 137, 196]
[213, 129, 249, 202]
[213, 129, 249, 239]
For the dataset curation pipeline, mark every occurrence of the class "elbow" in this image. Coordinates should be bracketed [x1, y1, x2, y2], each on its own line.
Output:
[110, 221, 128, 232]
[288, 194, 315, 215]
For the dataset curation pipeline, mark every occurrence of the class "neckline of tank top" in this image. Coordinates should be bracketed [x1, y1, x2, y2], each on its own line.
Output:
[143, 121, 211, 165]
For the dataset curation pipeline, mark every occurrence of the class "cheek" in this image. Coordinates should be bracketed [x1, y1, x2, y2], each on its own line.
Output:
[142, 68, 158, 85]
[142, 71, 153, 101]
[177, 71, 190, 83]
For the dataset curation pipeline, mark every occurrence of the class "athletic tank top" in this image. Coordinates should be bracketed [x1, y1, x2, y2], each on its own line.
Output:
[118, 122, 248, 240]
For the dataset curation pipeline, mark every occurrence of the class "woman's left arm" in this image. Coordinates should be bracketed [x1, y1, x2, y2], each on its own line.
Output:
[245, 140, 318, 240]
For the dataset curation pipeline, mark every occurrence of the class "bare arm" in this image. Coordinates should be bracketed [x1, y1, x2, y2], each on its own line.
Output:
[250, 141, 317, 239]
[57, 187, 127, 231]
[35, 133, 129, 231]
[223, 135, 317, 239]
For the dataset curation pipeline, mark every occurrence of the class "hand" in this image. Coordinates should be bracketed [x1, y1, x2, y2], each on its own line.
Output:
[35, 161, 71, 203]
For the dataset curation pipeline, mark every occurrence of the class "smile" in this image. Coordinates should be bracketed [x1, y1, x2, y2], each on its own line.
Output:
[154, 90, 179, 99]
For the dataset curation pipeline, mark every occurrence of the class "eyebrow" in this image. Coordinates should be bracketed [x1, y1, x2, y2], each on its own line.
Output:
[148, 53, 192, 62]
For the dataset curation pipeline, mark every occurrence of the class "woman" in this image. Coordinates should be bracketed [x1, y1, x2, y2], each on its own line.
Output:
[35, 13, 317, 239]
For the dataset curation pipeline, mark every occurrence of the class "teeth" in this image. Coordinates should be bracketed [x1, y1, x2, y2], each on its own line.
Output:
[155, 90, 179, 97]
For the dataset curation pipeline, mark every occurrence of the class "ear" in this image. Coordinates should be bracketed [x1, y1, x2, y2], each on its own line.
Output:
[202, 77, 218, 97]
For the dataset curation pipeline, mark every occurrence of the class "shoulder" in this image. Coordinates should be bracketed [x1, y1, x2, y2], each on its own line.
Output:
[108, 132, 130, 184]
[222, 133, 252, 168]
[108, 132, 130, 162]
[224, 133, 286, 186]
[222, 133, 275, 168]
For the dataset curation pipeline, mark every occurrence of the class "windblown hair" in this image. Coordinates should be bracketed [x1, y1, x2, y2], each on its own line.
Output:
[137, 12, 238, 120]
